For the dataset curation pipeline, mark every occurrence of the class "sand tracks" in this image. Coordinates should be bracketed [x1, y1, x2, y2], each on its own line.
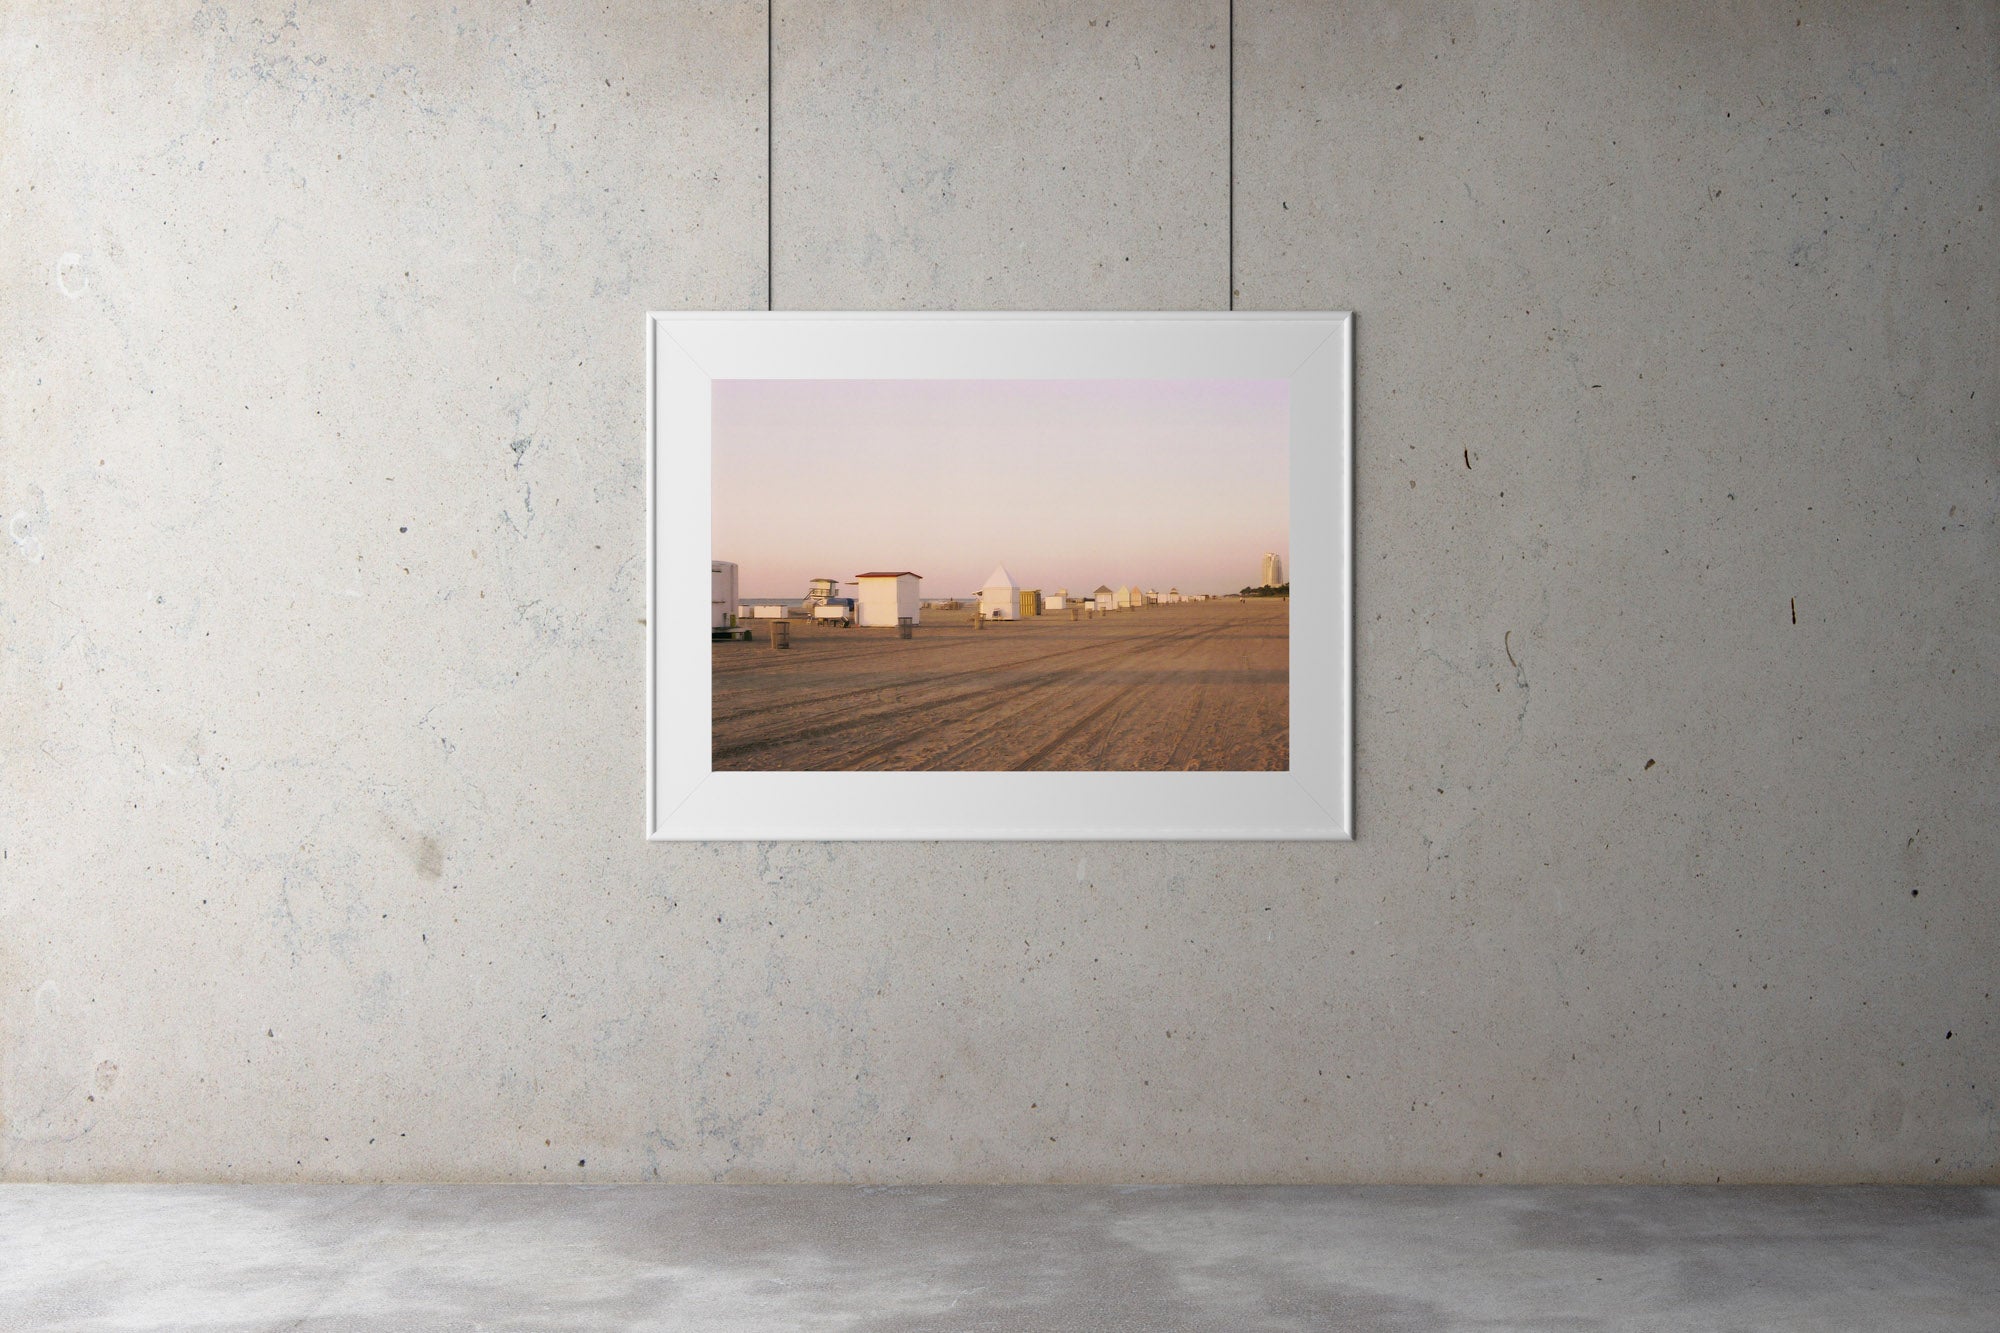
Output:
[711, 601, 1287, 771]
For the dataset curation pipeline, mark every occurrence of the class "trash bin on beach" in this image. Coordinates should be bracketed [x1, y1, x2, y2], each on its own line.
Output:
[771, 620, 790, 650]
[898, 617, 913, 640]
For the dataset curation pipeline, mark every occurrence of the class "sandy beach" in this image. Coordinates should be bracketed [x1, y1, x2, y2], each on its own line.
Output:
[712, 599, 1287, 771]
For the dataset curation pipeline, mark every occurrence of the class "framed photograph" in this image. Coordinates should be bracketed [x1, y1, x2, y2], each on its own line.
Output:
[647, 312, 1352, 840]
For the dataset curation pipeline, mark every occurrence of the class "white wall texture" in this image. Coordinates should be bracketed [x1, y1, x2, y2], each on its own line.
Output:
[2, 2, 1993, 1183]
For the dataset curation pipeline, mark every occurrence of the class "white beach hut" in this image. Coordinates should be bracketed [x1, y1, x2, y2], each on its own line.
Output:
[710, 561, 739, 630]
[855, 571, 922, 627]
[1093, 584, 1116, 611]
[980, 564, 1022, 620]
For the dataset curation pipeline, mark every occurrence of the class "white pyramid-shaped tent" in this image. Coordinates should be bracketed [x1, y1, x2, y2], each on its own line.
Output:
[979, 564, 1022, 620]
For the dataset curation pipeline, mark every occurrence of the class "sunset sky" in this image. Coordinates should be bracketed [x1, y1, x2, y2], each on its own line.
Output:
[711, 378, 1289, 598]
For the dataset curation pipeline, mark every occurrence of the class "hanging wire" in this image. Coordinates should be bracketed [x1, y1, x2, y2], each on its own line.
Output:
[761, 3, 1233, 311]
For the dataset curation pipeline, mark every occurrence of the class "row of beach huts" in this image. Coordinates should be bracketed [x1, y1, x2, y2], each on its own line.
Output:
[711, 562, 1214, 634]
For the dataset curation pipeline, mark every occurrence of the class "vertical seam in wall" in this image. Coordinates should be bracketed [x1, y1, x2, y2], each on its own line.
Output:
[767, 0, 775, 312]
[1227, 0, 1234, 311]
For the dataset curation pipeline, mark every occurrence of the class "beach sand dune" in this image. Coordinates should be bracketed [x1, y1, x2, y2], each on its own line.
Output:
[712, 600, 1287, 771]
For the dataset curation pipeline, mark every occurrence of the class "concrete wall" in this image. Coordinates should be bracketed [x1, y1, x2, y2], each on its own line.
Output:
[2, 2, 1992, 1183]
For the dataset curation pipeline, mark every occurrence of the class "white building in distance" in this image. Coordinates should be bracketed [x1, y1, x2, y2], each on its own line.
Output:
[1260, 552, 1284, 587]
[979, 564, 1022, 620]
[854, 571, 922, 626]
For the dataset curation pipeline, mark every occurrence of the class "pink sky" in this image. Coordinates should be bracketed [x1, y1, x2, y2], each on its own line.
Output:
[711, 378, 1289, 597]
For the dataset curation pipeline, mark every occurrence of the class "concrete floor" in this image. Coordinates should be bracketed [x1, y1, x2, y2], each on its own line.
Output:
[1, 1186, 1994, 1331]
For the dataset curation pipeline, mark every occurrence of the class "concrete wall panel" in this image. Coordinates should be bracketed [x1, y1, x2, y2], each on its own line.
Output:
[774, 0, 1227, 308]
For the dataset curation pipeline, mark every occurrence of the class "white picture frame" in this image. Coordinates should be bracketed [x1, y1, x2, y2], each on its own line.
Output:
[647, 311, 1352, 840]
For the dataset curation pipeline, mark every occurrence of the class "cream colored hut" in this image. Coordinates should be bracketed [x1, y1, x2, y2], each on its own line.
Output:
[980, 564, 1022, 620]
[855, 571, 922, 627]
[1093, 584, 1115, 611]
[1115, 584, 1137, 609]
[710, 561, 739, 630]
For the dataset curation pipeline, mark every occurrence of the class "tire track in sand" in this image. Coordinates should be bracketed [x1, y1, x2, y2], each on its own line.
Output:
[1007, 616, 1223, 770]
[713, 620, 1216, 766]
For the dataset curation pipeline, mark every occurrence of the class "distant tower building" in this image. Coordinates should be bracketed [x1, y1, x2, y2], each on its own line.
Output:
[1260, 552, 1283, 587]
